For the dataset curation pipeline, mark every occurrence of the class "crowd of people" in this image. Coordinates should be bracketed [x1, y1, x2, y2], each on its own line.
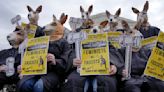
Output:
[0, 1, 163, 92]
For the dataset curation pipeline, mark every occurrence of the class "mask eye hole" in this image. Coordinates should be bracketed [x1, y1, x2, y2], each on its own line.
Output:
[17, 32, 23, 35]
[82, 15, 84, 18]
[51, 22, 57, 26]
[93, 29, 98, 33]
[17, 33, 21, 35]
[28, 14, 31, 18]
[142, 12, 147, 15]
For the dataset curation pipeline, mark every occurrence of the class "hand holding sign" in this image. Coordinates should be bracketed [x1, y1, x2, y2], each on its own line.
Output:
[67, 31, 87, 72]
[17, 65, 24, 79]
[0, 65, 7, 72]
[109, 65, 117, 75]
[73, 58, 82, 67]
[47, 53, 56, 65]
[17, 65, 21, 73]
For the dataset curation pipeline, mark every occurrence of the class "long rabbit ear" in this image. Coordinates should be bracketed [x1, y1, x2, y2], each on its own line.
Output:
[121, 20, 130, 30]
[53, 15, 57, 21]
[106, 10, 111, 18]
[60, 13, 65, 20]
[27, 5, 33, 12]
[134, 22, 142, 30]
[14, 25, 23, 31]
[115, 8, 121, 17]
[132, 7, 140, 14]
[100, 20, 108, 28]
[122, 20, 133, 34]
[80, 6, 84, 13]
[60, 13, 68, 25]
[36, 5, 42, 13]
[143, 1, 149, 12]
[88, 5, 93, 14]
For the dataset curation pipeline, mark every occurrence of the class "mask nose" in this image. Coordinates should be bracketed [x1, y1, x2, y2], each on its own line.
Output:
[93, 29, 97, 33]
[7, 35, 10, 39]
[82, 15, 84, 18]
[110, 19, 113, 22]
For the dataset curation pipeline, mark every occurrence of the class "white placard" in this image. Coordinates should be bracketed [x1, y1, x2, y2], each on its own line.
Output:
[69, 17, 83, 31]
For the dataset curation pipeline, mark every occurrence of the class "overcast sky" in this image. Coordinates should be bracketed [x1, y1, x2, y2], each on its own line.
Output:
[0, 0, 164, 50]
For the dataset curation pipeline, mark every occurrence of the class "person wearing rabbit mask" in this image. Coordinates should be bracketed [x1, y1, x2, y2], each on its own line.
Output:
[61, 6, 124, 91]
[17, 13, 73, 92]
[132, 1, 160, 38]
[119, 20, 164, 92]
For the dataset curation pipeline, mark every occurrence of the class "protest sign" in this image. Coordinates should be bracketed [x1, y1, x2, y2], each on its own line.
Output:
[21, 36, 49, 75]
[21, 22, 37, 39]
[144, 32, 164, 81]
[141, 36, 157, 50]
[80, 33, 110, 76]
[108, 31, 122, 48]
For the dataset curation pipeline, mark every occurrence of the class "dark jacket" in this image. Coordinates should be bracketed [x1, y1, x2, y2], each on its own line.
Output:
[0, 48, 20, 69]
[47, 39, 73, 75]
[0, 48, 20, 89]
[118, 47, 151, 76]
[35, 26, 45, 37]
[139, 26, 160, 38]
[108, 43, 124, 75]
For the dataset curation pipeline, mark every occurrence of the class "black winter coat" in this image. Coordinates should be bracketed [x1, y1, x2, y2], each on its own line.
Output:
[139, 26, 160, 38]
[0, 48, 20, 70]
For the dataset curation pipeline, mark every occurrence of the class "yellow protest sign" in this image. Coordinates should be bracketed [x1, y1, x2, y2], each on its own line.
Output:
[144, 32, 164, 81]
[21, 36, 50, 75]
[21, 22, 37, 39]
[141, 36, 157, 47]
[82, 29, 91, 34]
[80, 33, 110, 76]
[108, 31, 122, 48]
[82, 29, 122, 49]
